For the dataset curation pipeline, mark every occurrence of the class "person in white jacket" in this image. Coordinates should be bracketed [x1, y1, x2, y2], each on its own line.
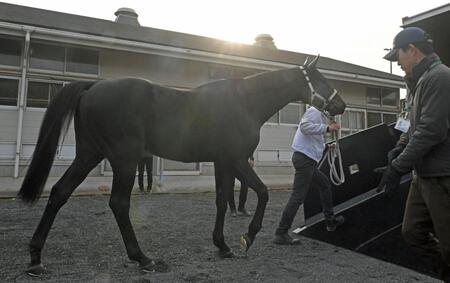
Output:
[274, 106, 345, 245]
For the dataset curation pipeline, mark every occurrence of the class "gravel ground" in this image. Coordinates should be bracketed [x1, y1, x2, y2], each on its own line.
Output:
[0, 190, 438, 282]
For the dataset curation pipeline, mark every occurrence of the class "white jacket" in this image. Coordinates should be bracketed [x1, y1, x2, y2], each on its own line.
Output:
[291, 107, 328, 163]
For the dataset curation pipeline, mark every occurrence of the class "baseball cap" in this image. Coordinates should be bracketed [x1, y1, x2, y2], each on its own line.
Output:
[383, 27, 433, 61]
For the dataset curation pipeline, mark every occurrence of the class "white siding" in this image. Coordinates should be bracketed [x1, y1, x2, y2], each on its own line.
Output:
[0, 109, 18, 142]
[21, 110, 75, 144]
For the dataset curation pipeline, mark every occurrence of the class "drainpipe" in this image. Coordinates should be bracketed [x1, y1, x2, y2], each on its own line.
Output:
[14, 29, 32, 178]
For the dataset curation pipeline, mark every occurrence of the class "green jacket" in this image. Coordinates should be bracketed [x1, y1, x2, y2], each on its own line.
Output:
[393, 54, 450, 177]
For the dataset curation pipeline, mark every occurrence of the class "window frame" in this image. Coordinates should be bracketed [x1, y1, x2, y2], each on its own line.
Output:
[337, 108, 399, 138]
[366, 110, 398, 127]
[366, 86, 399, 108]
[0, 36, 23, 70]
[366, 87, 382, 106]
[0, 75, 20, 110]
[28, 40, 100, 78]
[25, 78, 66, 111]
[381, 88, 399, 108]
[28, 42, 65, 74]
[338, 108, 366, 137]
[64, 46, 100, 76]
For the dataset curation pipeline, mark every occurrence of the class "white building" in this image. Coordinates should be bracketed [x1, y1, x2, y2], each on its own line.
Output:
[0, 3, 403, 180]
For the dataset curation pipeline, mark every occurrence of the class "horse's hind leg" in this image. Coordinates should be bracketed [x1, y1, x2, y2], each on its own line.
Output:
[108, 160, 157, 272]
[27, 154, 103, 276]
[233, 159, 269, 251]
[212, 161, 234, 258]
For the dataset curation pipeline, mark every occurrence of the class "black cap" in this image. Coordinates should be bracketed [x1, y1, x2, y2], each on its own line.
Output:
[383, 27, 433, 61]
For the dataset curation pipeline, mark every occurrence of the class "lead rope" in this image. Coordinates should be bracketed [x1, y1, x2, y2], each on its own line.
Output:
[319, 130, 345, 186]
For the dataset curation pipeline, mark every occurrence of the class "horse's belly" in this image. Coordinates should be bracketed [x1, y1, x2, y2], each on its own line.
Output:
[151, 139, 216, 163]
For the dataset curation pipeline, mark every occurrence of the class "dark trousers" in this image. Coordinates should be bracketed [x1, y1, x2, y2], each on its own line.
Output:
[402, 175, 450, 269]
[276, 151, 334, 235]
[138, 157, 153, 189]
[228, 179, 248, 211]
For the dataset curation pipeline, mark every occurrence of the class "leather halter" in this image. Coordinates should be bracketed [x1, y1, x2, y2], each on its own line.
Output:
[299, 66, 338, 115]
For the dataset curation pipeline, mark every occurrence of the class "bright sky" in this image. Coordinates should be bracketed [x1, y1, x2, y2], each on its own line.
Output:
[3, 0, 449, 76]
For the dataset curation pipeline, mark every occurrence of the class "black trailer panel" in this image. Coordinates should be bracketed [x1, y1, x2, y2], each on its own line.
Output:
[304, 123, 399, 219]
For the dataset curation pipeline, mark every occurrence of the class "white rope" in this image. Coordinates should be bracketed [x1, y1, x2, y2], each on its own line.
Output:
[319, 132, 345, 186]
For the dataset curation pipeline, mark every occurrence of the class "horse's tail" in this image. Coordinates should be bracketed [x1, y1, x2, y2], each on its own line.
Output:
[17, 81, 95, 204]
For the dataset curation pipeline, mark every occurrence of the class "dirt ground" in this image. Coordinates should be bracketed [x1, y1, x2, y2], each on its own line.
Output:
[0, 190, 438, 282]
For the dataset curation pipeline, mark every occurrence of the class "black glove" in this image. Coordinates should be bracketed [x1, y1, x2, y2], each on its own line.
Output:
[373, 146, 403, 174]
[387, 146, 403, 165]
[376, 165, 402, 197]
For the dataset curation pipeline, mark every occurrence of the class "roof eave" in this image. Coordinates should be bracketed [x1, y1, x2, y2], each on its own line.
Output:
[402, 3, 450, 26]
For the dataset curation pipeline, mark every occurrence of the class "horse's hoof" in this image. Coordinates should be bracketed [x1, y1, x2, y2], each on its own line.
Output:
[141, 260, 169, 273]
[240, 234, 252, 252]
[141, 260, 156, 273]
[26, 263, 45, 277]
[219, 249, 234, 258]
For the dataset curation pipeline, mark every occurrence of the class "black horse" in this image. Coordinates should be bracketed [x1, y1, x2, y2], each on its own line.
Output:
[18, 56, 345, 275]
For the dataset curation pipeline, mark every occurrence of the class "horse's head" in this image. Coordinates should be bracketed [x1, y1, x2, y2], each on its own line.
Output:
[301, 55, 346, 116]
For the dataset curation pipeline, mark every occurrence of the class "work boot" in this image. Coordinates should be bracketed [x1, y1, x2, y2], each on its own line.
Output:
[230, 209, 237, 217]
[237, 208, 251, 217]
[273, 233, 301, 245]
[326, 215, 345, 232]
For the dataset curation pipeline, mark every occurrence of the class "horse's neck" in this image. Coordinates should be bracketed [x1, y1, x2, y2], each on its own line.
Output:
[242, 68, 310, 125]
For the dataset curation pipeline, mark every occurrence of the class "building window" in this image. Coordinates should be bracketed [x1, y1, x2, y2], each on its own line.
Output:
[0, 37, 22, 67]
[367, 112, 382, 127]
[340, 110, 365, 137]
[367, 111, 397, 127]
[66, 47, 99, 74]
[29, 43, 65, 72]
[383, 113, 397, 124]
[381, 88, 397, 107]
[280, 103, 301, 125]
[366, 87, 399, 107]
[29, 42, 99, 75]
[366, 87, 381, 105]
[27, 81, 64, 108]
[0, 77, 19, 106]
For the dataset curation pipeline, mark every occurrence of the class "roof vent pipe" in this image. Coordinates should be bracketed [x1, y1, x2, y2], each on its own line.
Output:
[114, 7, 140, 26]
[253, 34, 277, 49]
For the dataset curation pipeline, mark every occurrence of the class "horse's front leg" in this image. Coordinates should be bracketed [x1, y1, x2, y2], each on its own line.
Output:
[212, 162, 234, 258]
[234, 159, 269, 251]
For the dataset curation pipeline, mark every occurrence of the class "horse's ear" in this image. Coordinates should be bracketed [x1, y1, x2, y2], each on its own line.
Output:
[303, 56, 310, 66]
[308, 54, 320, 69]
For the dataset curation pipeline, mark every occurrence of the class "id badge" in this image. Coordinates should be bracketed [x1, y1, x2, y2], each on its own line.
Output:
[395, 117, 410, 133]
